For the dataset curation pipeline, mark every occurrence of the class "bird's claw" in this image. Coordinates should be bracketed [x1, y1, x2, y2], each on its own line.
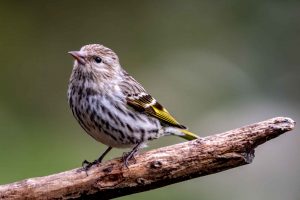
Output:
[82, 159, 100, 172]
[122, 151, 137, 168]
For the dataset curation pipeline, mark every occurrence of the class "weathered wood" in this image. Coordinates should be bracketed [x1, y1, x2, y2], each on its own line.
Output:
[0, 117, 295, 199]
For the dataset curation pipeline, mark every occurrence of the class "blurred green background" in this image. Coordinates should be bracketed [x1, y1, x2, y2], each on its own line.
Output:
[0, 1, 299, 199]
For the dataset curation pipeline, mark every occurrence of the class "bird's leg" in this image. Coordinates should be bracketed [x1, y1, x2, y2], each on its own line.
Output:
[96, 146, 113, 163]
[122, 143, 142, 168]
[82, 146, 113, 171]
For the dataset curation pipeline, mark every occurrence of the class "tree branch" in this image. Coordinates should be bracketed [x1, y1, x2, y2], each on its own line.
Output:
[0, 117, 295, 199]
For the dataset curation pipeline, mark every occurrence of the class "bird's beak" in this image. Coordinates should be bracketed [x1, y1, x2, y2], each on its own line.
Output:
[68, 51, 86, 65]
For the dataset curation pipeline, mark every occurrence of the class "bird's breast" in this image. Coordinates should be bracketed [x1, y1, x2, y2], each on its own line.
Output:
[68, 86, 161, 148]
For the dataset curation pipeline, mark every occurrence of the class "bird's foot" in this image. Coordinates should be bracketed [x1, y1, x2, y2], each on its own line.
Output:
[82, 159, 101, 171]
[122, 151, 138, 168]
[122, 143, 142, 168]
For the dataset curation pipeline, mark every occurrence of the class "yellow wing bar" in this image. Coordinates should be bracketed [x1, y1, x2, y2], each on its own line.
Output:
[126, 94, 186, 129]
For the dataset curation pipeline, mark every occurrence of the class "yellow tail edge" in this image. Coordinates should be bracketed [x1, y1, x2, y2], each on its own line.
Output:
[180, 129, 200, 141]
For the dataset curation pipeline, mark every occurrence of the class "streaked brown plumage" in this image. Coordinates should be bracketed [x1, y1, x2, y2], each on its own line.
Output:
[67, 44, 199, 168]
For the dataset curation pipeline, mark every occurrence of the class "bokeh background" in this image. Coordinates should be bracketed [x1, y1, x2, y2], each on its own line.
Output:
[0, 1, 299, 199]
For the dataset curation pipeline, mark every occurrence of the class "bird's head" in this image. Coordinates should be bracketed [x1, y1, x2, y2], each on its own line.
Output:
[68, 44, 121, 81]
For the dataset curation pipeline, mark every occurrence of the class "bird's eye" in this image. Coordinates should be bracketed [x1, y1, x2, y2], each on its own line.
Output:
[94, 57, 102, 63]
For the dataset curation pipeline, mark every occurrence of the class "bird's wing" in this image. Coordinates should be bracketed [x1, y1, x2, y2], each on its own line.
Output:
[119, 71, 186, 129]
[126, 93, 186, 129]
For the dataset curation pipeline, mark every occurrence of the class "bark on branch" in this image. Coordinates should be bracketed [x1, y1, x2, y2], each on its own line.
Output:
[0, 117, 295, 199]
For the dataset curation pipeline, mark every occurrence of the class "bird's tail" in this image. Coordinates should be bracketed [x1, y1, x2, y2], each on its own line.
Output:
[179, 129, 199, 141]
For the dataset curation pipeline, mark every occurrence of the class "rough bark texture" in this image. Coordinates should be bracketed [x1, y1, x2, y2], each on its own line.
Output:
[0, 117, 295, 200]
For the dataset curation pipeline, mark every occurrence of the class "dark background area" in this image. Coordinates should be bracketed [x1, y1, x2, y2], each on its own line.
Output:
[0, 1, 299, 199]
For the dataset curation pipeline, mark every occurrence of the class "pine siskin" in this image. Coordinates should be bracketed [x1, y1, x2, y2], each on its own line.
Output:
[67, 44, 199, 168]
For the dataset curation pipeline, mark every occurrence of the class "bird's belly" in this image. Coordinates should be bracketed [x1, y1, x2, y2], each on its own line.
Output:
[88, 129, 135, 148]
[70, 94, 161, 148]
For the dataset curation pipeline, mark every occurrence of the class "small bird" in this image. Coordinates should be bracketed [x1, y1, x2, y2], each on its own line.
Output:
[67, 44, 199, 168]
